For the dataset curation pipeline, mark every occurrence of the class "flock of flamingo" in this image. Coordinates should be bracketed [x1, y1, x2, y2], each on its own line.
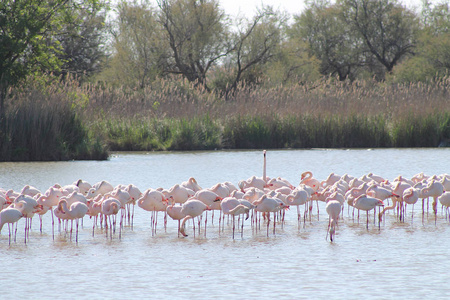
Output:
[1, 150, 450, 244]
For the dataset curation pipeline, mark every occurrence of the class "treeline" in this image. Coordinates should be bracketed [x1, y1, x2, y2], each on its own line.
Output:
[0, 0, 449, 161]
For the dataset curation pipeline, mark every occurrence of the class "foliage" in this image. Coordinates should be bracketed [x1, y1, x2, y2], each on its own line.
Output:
[340, 0, 419, 76]
[0, 0, 108, 113]
[292, 1, 361, 80]
[0, 81, 108, 161]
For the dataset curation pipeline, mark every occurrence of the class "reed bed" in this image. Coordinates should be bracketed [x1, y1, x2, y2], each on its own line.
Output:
[1, 75, 449, 160]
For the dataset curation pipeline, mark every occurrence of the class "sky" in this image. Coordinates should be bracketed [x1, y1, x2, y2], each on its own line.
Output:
[217, 0, 426, 19]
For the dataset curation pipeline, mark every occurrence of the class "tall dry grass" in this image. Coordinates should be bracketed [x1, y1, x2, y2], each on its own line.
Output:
[2, 74, 449, 160]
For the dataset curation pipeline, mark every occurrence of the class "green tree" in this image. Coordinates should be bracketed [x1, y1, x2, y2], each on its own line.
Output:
[292, 0, 362, 81]
[420, 1, 450, 75]
[103, 1, 168, 87]
[0, 0, 106, 114]
[157, 0, 233, 89]
[340, 0, 419, 78]
[210, 6, 287, 96]
[229, 7, 287, 89]
[55, 2, 109, 79]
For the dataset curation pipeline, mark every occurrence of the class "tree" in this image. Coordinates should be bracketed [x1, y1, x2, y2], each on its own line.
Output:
[292, 0, 362, 81]
[340, 0, 419, 77]
[104, 1, 168, 87]
[420, 1, 450, 74]
[157, 0, 233, 90]
[230, 7, 286, 88]
[0, 0, 107, 114]
[55, 2, 109, 79]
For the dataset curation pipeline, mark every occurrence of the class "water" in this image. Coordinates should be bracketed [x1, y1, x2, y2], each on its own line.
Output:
[1, 149, 449, 299]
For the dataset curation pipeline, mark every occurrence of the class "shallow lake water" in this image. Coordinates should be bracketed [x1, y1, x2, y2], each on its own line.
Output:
[1, 148, 449, 299]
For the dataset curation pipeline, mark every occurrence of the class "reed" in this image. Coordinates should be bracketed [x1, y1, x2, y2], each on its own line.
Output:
[2, 74, 449, 161]
[0, 82, 108, 161]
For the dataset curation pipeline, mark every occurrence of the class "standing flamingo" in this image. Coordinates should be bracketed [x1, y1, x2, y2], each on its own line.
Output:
[179, 200, 210, 237]
[0, 207, 23, 245]
[253, 195, 289, 236]
[137, 189, 168, 235]
[57, 199, 89, 242]
[326, 199, 342, 242]
[421, 180, 444, 224]
[166, 205, 186, 237]
[284, 189, 309, 228]
[220, 197, 253, 239]
[101, 198, 122, 239]
[181, 177, 203, 192]
[438, 192, 450, 221]
[353, 194, 384, 229]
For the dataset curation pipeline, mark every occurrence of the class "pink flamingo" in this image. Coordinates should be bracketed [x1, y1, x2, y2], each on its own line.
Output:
[221, 197, 253, 239]
[86, 195, 103, 236]
[285, 189, 309, 228]
[402, 187, 419, 222]
[0, 207, 23, 245]
[321, 173, 341, 189]
[124, 184, 142, 228]
[438, 192, 450, 221]
[353, 194, 384, 229]
[73, 179, 92, 196]
[253, 195, 289, 236]
[422, 180, 444, 224]
[12, 194, 41, 243]
[326, 199, 341, 242]
[300, 171, 321, 192]
[179, 199, 210, 237]
[101, 198, 122, 239]
[167, 184, 194, 205]
[57, 199, 89, 242]
[192, 189, 221, 231]
[166, 205, 185, 237]
[180, 177, 203, 192]
[137, 189, 168, 235]
[87, 181, 114, 199]
[20, 185, 41, 198]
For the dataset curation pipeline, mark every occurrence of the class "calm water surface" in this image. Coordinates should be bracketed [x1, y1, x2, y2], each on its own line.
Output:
[1, 149, 449, 299]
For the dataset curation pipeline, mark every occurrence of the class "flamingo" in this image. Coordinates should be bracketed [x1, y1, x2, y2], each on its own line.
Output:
[167, 184, 194, 205]
[353, 194, 384, 229]
[0, 207, 24, 245]
[86, 195, 103, 235]
[300, 171, 321, 192]
[180, 177, 202, 192]
[253, 195, 289, 236]
[326, 199, 341, 242]
[421, 180, 444, 224]
[87, 181, 114, 199]
[284, 189, 309, 228]
[137, 189, 168, 235]
[73, 179, 92, 196]
[321, 173, 341, 189]
[57, 199, 89, 242]
[221, 197, 253, 239]
[179, 199, 210, 237]
[166, 205, 185, 237]
[402, 187, 419, 221]
[20, 185, 41, 197]
[101, 198, 122, 239]
[11, 194, 41, 243]
[438, 192, 450, 221]
[238, 176, 267, 192]
[192, 189, 221, 231]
